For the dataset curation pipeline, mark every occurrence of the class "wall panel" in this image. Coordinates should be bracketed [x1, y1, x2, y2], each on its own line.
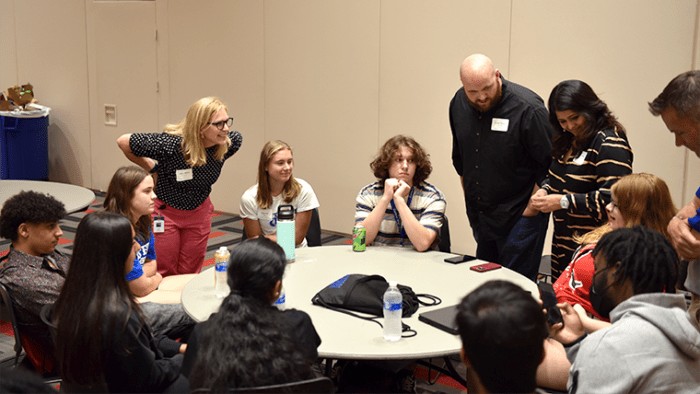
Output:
[165, 0, 265, 215]
[85, 0, 159, 190]
[264, 0, 381, 234]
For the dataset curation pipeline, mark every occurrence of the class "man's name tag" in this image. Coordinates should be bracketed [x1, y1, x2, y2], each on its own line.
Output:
[491, 118, 509, 132]
[573, 151, 587, 165]
[176, 168, 193, 182]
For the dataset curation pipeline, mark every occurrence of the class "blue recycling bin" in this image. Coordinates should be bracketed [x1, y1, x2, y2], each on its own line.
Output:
[0, 108, 50, 180]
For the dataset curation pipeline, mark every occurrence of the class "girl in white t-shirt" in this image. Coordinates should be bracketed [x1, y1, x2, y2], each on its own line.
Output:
[239, 140, 320, 247]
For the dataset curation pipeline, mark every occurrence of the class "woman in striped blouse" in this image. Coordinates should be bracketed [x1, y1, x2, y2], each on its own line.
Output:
[530, 80, 633, 280]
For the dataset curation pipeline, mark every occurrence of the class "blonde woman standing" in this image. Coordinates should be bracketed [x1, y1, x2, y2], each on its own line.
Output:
[117, 97, 243, 275]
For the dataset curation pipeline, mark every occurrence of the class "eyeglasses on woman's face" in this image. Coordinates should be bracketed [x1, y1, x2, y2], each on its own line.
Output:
[209, 117, 234, 130]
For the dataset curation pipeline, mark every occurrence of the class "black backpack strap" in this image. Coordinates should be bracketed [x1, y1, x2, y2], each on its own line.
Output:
[415, 293, 442, 306]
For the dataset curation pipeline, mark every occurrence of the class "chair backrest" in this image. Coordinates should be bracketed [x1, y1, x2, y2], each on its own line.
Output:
[240, 208, 323, 247]
[438, 215, 451, 253]
[0, 283, 58, 374]
[306, 208, 322, 247]
[0, 282, 23, 365]
[230, 376, 334, 394]
[39, 304, 58, 346]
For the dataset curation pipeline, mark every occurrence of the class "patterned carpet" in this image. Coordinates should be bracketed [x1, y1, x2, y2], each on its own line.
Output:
[0, 192, 467, 393]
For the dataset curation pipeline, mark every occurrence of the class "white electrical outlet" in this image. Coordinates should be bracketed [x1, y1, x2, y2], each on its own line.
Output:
[104, 104, 117, 126]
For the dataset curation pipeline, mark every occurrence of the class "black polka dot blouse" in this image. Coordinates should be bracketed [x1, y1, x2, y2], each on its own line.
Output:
[129, 131, 243, 210]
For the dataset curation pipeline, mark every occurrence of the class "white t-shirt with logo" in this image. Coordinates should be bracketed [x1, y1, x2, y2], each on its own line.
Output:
[239, 178, 320, 247]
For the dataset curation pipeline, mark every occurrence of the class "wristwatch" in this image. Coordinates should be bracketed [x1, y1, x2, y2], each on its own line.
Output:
[560, 195, 570, 210]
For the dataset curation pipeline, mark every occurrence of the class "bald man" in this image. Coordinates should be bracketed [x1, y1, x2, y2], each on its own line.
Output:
[649, 70, 700, 326]
[449, 54, 552, 280]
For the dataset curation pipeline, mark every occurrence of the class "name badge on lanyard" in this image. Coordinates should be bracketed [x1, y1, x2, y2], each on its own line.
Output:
[390, 188, 415, 246]
[176, 168, 193, 182]
[491, 118, 509, 132]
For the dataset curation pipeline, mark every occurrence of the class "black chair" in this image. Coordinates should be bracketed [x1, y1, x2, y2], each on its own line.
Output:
[306, 208, 322, 247]
[192, 376, 335, 393]
[38, 304, 57, 346]
[240, 208, 322, 247]
[438, 216, 451, 253]
[0, 282, 24, 366]
[0, 285, 60, 386]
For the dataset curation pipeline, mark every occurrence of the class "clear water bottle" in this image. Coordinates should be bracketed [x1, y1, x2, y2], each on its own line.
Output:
[383, 281, 402, 341]
[274, 286, 286, 310]
[276, 204, 295, 262]
[214, 246, 230, 299]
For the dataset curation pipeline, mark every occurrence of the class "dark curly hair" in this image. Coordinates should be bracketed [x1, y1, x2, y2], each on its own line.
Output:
[0, 191, 66, 242]
[370, 135, 432, 185]
[592, 226, 678, 295]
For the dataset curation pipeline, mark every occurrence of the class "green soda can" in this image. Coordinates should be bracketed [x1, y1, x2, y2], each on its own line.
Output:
[352, 224, 366, 252]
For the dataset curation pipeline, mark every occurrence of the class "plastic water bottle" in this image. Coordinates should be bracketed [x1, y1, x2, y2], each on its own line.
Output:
[214, 246, 230, 299]
[274, 286, 286, 310]
[276, 204, 295, 262]
[383, 281, 402, 341]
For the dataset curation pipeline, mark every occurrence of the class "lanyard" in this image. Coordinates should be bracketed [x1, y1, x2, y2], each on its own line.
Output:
[390, 187, 415, 246]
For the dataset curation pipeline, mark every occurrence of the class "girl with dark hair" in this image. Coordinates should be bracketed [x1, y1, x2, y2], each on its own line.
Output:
[240, 140, 320, 246]
[104, 166, 195, 346]
[53, 212, 183, 392]
[183, 238, 320, 391]
[531, 80, 633, 279]
[104, 165, 163, 296]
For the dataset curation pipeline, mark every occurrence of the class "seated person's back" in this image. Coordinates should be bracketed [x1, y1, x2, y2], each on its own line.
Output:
[53, 212, 183, 392]
[456, 280, 548, 394]
[183, 238, 320, 391]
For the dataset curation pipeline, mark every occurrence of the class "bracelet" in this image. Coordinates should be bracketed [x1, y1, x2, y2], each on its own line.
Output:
[149, 163, 159, 174]
[563, 333, 587, 348]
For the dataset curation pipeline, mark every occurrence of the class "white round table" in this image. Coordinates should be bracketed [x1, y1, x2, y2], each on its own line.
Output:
[181, 245, 538, 361]
[0, 180, 95, 213]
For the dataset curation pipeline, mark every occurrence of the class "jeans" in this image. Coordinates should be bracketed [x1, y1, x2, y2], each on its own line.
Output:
[476, 212, 549, 281]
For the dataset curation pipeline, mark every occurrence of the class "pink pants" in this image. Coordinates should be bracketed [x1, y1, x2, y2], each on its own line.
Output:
[153, 197, 213, 276]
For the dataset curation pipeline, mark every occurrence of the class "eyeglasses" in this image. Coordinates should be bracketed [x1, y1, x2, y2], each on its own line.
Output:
[209, 117, 234, 130]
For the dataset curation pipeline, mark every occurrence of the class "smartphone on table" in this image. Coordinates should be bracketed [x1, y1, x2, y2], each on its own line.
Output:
[469, 262, 502, 272]
[444, 254, 478, 264]
[538, 282, 564, 326]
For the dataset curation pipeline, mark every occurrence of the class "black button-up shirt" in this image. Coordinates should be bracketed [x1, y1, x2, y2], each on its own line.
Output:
[450, 78, 552, 241]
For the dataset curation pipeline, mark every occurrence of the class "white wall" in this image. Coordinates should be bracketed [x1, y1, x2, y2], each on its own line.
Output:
[2, 0, 698, 254]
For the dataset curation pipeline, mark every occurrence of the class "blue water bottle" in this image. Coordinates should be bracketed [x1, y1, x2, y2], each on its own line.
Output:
[277, 204, 295, 262]
[214, 246, 230, 299]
